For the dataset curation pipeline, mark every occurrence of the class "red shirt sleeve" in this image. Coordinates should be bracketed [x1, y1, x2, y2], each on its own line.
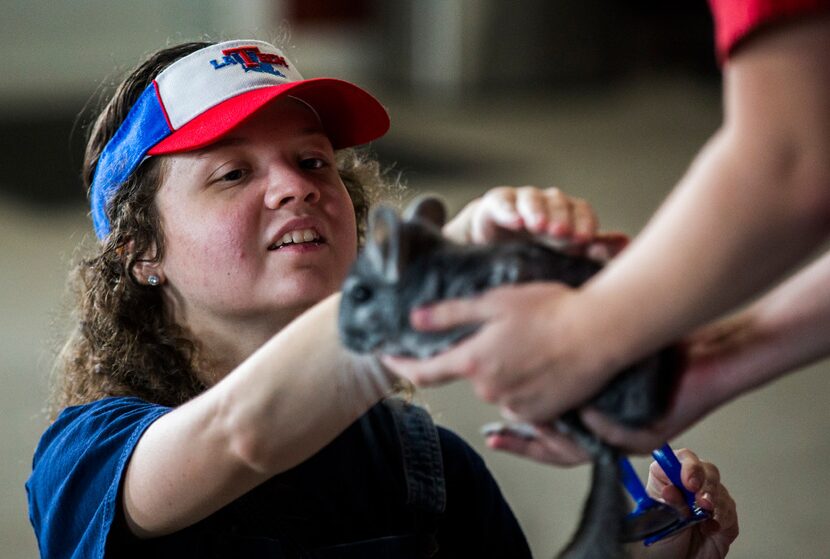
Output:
[709, 0, 830, 62]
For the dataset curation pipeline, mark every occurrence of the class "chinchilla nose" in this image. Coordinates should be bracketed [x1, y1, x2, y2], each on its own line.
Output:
[340, 326, 376, 353]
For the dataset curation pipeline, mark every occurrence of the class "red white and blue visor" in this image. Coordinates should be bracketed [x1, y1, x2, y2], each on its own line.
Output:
[90, 39, 390, 239]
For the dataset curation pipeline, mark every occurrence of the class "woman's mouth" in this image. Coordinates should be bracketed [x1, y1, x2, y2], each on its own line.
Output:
[268, 228, 325, 250]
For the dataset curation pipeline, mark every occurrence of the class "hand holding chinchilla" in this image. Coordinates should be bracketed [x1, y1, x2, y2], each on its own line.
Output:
[338, 193, 738, 559]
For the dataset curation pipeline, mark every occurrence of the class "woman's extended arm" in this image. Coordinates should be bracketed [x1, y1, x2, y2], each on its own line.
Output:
[121, 294, 393, 537]
[119, 184, 601, 538]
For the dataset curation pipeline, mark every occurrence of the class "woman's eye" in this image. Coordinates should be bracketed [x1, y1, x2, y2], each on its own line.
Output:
[221, 168, 247, 182]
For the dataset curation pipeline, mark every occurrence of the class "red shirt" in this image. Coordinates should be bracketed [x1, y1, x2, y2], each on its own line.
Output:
[709, 0, 830, 61]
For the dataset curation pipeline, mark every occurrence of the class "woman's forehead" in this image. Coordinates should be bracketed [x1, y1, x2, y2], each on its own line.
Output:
[194, 98, 329, 153]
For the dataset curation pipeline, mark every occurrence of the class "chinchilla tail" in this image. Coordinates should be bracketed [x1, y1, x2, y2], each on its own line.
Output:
[556, 444, 630, 559]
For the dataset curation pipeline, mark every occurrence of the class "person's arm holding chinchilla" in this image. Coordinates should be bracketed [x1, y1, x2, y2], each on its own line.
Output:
[382, 16, 830, 423]
[580, 247, 830, 454]
[476, 222, 830, 462]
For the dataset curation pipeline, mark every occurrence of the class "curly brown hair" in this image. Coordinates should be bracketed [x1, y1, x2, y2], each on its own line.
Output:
[51, 41, 400, 419]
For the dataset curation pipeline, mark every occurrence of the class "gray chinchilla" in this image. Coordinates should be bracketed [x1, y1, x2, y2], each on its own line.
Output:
[338, 195, 681, 559]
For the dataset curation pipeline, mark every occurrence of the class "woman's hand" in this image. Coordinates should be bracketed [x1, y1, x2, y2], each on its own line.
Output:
[381, 281, 615, 420]
[484, 425, 739, 558]
[442, 185, 627, 261]
[482, 421, 592, 466]
[635, 448, 739, 559]
[381, 185, 629, 419]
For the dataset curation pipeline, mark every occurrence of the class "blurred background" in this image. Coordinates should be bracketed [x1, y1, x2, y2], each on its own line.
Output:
[1, 1, 828, 557]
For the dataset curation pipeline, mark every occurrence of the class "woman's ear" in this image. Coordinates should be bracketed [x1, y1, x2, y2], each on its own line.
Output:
[134, 260, 164, 286]
[129, 241, 165, 287]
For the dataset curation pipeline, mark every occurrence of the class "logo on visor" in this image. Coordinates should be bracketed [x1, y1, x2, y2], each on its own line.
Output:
[210, 46, 289, 77]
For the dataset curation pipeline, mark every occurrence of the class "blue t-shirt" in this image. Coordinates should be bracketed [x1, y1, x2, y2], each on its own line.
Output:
[27, 397, 531, 558]
[27, 398, 170, 558]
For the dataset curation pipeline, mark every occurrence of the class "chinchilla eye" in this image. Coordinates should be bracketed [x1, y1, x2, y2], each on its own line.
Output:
[349, 283, 372, 303]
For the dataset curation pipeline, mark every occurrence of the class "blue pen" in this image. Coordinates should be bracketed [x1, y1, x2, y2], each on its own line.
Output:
[642, 443, 710, 546]
[619, 443, 711, 545]
[618, 455, 681, 542]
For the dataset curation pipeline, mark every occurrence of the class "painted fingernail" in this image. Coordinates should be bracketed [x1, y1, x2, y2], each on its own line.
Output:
[550, 222, 570, 235]
[410, 308, 431, 328]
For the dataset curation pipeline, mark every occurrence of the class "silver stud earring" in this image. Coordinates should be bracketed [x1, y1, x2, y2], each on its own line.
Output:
[147, 275, 161, 286]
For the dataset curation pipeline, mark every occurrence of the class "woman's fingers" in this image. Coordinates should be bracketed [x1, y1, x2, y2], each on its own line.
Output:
[456, 185, 612, 257]
[484, 423, 592, 466]
[695, 461, 722, 511]
[515, 186, 550, 234]
[569, 196, 598, 243]
[646, 448, 726, 520]
[470, 188, 521, 242]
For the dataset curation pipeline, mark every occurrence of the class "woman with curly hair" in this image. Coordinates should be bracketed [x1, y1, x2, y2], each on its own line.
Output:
[25, 39, 735, 559]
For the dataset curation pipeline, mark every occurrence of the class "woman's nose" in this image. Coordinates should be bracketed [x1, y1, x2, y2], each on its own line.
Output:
[263, 168, 321, 209]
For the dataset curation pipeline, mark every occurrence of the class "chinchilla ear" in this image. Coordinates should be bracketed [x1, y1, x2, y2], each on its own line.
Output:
[403, 194, 447, 229]
[366, 204, 409, 283]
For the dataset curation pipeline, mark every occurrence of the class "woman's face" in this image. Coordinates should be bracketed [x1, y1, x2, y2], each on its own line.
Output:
[154, 97, 358, 333]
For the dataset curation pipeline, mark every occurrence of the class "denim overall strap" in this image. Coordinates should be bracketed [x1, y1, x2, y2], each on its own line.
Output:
[384, 398, 446, 557]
